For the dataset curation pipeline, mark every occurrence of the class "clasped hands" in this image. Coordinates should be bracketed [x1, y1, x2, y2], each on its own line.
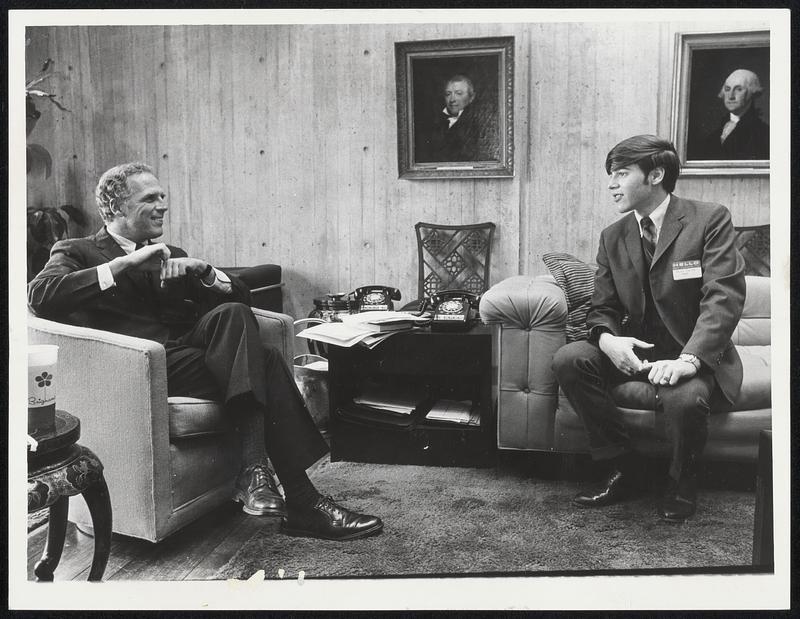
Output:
[112, 243, 211, 284]
[598, 332, 697, 386]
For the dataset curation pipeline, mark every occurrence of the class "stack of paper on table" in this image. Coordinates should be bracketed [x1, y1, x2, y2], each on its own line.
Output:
[297, 311, 427, 349]
[352, 383, 422, 416]
[425, 399, 480, 425]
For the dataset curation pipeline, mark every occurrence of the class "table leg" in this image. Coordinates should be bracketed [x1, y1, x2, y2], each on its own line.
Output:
[34, 495, 69, 581]
[82, 475, 113, 581]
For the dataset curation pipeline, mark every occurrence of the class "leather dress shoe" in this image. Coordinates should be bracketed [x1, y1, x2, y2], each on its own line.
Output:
[573, 469, 633, 507]
[281, 496, 383, 541]
[658, 477, 697, 522]
[233, 463, 286, 517]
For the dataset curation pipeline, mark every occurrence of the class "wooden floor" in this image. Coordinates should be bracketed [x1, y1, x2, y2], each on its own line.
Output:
[27, 500, 282, 581]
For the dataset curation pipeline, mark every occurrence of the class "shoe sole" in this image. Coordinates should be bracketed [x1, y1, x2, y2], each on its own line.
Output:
[280, 521, 384, 541]
[233, 494, 287, 517]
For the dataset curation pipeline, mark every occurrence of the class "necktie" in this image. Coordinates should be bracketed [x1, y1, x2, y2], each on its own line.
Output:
[641, 216, 656, 264]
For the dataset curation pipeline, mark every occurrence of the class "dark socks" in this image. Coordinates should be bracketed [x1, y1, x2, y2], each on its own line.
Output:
[280, 470, 322, 509]
[230, 400, 268, 466]
[614, 450, 638, 474]
[231, 395, 322, 508]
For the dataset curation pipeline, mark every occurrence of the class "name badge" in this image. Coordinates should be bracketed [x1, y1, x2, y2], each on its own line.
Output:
[673, 260, 702, 280]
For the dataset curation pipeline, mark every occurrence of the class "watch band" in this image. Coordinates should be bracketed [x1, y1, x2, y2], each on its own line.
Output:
[678, 353, 700, 370]
[196, 264, 214, 280]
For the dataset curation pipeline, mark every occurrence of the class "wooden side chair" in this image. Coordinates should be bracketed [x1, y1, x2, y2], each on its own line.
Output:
[734, 224, 770, 277]
[413, 221, 497, 304]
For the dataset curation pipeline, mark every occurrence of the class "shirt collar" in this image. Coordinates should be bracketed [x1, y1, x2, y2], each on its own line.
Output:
[634, 194, 671, 237]
[729, 112, 741, 123]
[106, 228, 139, 254]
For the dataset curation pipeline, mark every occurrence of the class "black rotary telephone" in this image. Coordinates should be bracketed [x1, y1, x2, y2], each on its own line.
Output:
[419, 289, 481, 331]
[351, 285, 402, 312]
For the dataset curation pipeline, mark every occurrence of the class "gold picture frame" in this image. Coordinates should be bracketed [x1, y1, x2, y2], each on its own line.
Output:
[671, 30, 770, 176]
[395, 36, 514, 179]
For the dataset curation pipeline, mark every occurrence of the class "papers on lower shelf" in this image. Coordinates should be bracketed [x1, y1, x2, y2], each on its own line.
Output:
[352, 383, 422, 416]
[297, 311, 427, 349]
[425, 399, 481, 426]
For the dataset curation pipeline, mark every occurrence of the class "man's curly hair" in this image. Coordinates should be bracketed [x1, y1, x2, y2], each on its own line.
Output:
[95, 162, 154, 222]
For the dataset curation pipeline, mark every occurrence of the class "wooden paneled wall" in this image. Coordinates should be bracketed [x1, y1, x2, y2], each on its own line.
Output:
[25, 20, 770, 319]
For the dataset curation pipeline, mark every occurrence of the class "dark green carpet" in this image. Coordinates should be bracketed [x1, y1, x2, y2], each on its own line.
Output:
[217, 457, 755, 580]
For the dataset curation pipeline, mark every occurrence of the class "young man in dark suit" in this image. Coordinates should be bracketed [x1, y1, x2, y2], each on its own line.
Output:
[552, 135, 745, 522]
[28, 162, 383, 541]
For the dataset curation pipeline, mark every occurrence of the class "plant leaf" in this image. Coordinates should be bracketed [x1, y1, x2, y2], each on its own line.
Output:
[26, 91, 70, 112]
[26, 144, 53, 178]
[59, 204, 86, 226]
[25, 74, 54, 90]
[45, 210, 68, 243]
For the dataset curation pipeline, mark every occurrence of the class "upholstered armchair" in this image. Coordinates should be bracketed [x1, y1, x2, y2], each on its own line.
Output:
[28, 303, 294, 543]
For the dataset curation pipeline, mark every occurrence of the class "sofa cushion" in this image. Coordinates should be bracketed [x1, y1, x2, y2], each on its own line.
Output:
[168, 397, 232, 439]
[732, 276, 771, 346]
[542, 252, 596, 342]
[734, 345, 771, 410]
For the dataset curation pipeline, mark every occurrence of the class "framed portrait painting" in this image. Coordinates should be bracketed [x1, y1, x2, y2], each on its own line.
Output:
[395, 36, 514, 179]
[671, 30, 769, 176]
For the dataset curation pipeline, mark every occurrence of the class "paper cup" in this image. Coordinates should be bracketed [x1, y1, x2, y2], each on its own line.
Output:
[28, 345, 58, 434]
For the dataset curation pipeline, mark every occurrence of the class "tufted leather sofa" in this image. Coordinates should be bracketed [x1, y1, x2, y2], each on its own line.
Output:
[480, 275, 771, 462]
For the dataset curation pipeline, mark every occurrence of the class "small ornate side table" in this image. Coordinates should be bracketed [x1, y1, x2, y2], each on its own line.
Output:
[28, 411, 112, 581]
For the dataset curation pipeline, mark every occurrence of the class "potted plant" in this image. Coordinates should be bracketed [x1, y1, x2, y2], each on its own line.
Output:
[26, 55, 85, 281]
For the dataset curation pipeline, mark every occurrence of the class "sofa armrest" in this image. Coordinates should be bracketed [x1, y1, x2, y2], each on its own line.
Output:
[27, 314, 171, 539]
[252, 308, 295, 368]
[479, 275, 569, 450]
[480, 275, 566, 330]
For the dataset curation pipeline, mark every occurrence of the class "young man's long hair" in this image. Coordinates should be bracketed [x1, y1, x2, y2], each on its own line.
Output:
[605, 135, 681, 193]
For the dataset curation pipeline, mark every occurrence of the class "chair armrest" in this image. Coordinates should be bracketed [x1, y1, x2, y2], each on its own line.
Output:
[27, 314, 171, 539]
[252, 308, 295, 368]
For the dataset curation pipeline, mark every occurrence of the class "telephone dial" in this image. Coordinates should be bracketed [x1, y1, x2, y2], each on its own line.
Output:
[351, 285, 402, 312]
[419, 289, 481, 331]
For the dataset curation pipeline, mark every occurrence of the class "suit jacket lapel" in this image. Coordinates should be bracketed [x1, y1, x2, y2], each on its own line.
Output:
[652, 197, 685, 268]
[94, 227, 126, 262]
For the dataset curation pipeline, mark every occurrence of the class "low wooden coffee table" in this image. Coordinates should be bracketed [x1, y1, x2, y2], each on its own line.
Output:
[28, 410, 112, 581]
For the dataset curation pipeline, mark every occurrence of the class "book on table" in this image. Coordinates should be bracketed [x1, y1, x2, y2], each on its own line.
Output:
[341, 311, 429, 333]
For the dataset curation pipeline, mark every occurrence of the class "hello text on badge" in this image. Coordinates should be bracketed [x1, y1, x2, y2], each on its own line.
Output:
[672, 259, 702, 280]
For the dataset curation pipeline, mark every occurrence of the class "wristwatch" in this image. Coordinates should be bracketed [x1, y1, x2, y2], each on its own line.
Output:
[678, 353, 701, 370]
[195, 264, 214, 280]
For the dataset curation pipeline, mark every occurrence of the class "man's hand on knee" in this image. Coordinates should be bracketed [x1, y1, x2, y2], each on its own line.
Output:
[598, 333, 654, 376]
[647, 358, 698, 386]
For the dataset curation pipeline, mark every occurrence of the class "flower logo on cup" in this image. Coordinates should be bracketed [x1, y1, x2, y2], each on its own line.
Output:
[36, 372, 53, 387]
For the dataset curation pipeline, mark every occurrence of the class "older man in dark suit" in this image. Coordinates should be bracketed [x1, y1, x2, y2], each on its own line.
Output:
[416, 74, 498, 163]
[696, 68, 769, 160]
[28, 162, 383, 541]
[553, 135, 745, 522]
